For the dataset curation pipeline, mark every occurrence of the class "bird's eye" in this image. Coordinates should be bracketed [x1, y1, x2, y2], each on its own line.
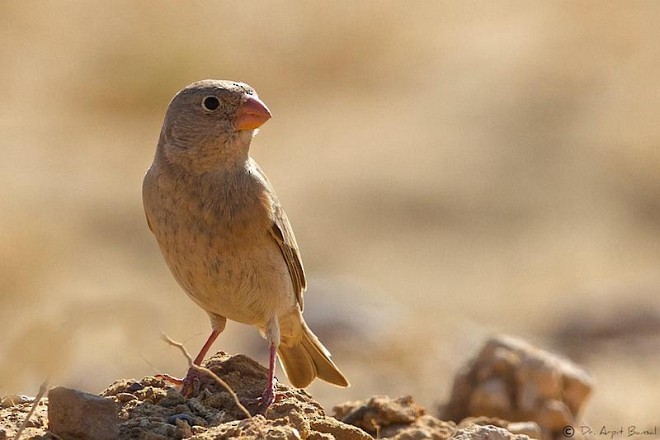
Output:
[202, 96, 220, 111]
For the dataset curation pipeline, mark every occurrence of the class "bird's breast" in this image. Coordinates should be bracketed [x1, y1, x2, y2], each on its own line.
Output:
[143, 167, 294, 325]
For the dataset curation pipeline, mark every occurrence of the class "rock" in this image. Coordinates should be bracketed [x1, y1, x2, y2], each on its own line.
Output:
[1, 394, 34, 408]
[443, 335, 593, 440]
[308, 418, 372, 440]
[459, 417, 541, 439]
[451, 424, 531, 440]
[534, 401, 572, 431]
[335, 395, 456, 439]
[48, 386, 119, 440]
[469, 378, 511, 416]
[506, 422, 542, 438]
[333, 397, 539, 440]
[335, 395, 424, 433]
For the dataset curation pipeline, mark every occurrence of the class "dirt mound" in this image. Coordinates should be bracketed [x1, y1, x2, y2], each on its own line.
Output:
[0, 350, 542, 440]
[2, 336, 598, 439]
[68, 352, 369, 439]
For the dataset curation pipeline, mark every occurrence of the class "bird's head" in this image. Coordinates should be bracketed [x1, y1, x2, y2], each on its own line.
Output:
[157, 79, 271, 172]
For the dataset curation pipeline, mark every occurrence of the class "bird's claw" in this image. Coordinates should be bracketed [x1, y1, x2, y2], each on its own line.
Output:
[255, 383, 280, 413]
[155, 368, 201, 398]
[180, 366, 204, 398]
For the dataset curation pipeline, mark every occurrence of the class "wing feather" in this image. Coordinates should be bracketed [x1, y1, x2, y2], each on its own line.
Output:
[251, 160, 307, 309]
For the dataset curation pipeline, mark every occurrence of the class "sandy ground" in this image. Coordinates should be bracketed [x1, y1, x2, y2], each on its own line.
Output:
[0, 351, 546, 439]
[1, 0, 659, 429]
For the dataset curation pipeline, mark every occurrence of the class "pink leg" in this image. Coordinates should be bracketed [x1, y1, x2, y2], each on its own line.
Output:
[180, 329, 220, 396]
[193, 329, 220, 366]
[259, 341, 277, 410]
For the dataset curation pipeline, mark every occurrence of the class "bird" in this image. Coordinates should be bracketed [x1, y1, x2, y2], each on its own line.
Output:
[142, 79, 349, 408]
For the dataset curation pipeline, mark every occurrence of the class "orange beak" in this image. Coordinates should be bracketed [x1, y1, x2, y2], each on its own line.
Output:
[235, 95, 272, 131]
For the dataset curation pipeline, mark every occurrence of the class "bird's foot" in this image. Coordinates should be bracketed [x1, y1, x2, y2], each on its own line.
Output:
[180, 367, 203, 398]
[254, 340, 280, 413]
[255, 382, 284, 413]
[257, 387, 275, 412]
[155, 367, 201, 398]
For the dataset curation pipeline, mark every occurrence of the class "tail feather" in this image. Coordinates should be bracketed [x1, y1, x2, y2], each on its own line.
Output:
[277, 322, 349, 389]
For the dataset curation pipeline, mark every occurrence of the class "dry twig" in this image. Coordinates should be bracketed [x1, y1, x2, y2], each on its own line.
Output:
[14, 380, 48, 440]
[160, 332, 252, 420]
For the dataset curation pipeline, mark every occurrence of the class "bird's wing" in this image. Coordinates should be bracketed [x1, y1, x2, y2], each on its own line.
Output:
[270, 201, 307, 310]
[251, 160, 307, 310]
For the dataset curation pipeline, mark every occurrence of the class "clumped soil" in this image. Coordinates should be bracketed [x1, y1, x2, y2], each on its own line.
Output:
[0, 351, 538, 440]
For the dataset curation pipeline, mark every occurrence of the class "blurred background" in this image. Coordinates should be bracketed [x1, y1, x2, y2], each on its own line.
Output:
[1, 0, 659, 425]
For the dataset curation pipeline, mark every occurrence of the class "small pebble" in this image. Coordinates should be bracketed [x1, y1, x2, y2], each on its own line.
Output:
[192, 425, 208, 434]
[126, 382, 144, 393]
[1, 394, 33, 408]
[117, 393, 138, 403]
[167, 413, 196, 426]
[26, 418, 44, 428]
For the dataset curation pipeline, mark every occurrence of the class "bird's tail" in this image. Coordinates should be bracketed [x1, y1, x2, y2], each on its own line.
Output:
[277, 321, 349, 389]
